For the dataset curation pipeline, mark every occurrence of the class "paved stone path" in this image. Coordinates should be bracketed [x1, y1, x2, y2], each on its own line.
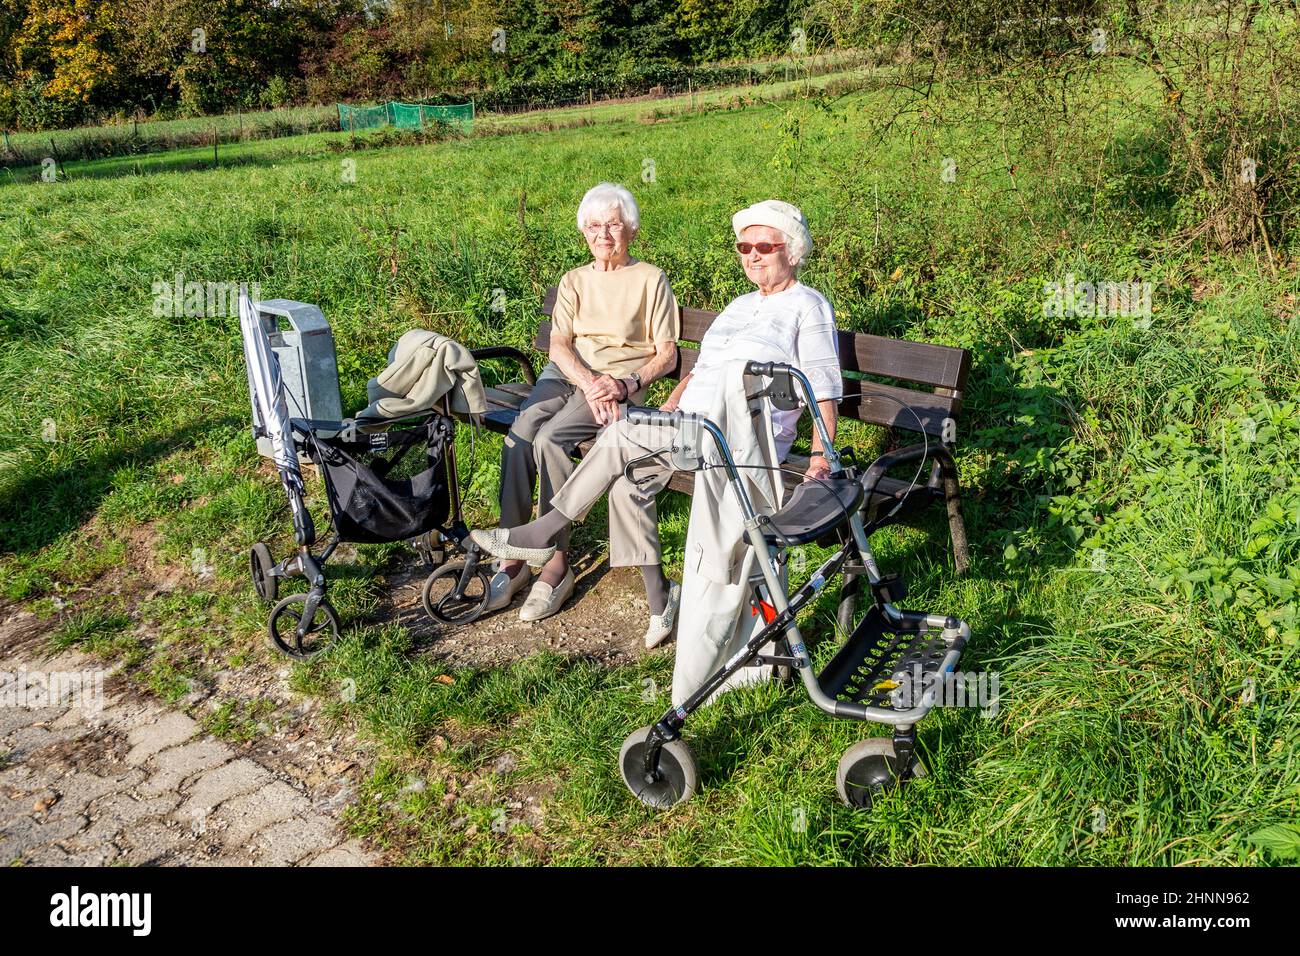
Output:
[1, 633, 375, 867]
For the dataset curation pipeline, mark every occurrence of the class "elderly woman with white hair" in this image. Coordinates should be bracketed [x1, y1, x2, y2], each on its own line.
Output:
[474, 199, 842, 647]
[486, 182, 681, 623]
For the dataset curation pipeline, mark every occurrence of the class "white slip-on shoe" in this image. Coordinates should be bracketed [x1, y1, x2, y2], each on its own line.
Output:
[470, 528, 557, 566]
[485, 566, 533, 612]
[643, 581, 682, 649]
[518, 569, 576, 623]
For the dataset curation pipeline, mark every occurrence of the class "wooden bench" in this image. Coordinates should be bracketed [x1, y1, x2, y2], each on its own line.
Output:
[471, 286, 972, 572]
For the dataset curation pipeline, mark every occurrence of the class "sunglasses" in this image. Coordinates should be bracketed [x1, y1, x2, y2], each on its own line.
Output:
[735, 241, 786, 255]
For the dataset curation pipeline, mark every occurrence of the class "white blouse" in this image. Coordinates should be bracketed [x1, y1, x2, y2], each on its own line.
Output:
[679, 282, 842, 460]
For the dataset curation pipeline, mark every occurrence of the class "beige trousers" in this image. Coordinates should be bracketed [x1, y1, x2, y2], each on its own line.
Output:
[499, 378, 647, 552]
[548, 419, 681, 567]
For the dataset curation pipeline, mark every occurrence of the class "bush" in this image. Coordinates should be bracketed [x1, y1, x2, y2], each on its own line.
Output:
[261, 76, 294, 109]
[8, 78, 81, 132]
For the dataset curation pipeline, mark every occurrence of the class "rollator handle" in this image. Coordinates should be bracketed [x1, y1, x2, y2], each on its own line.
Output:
[626, 406, 703, 428]
[745, 361, 788, 377]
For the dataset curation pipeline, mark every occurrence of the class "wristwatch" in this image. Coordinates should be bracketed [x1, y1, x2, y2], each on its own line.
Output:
[627, 371, 643, 393]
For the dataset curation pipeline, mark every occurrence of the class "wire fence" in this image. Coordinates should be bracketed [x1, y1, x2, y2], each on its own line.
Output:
[337, 101, 474, 133]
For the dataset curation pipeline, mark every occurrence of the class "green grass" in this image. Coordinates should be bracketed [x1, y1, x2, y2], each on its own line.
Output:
[476, 65, 883, 131]
[2, 105, 339, 169]
[202, 698, 279, 743]
[3, 66, 882, 185]
[5, 104, 337, 150]
[1, 68, 1296, 865]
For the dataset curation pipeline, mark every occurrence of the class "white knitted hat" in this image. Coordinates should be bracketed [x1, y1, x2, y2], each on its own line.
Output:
[731, 200, 812, 261]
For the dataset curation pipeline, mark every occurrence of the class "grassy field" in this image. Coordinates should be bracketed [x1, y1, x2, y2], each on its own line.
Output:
[1, 51, 876, 171]
[4, 66, 879, 184]
[1, 71, 1297, 865]
[3, 105, 340, 168]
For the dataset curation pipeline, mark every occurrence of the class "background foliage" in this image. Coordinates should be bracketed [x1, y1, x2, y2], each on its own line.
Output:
[0, 0, 814, 129]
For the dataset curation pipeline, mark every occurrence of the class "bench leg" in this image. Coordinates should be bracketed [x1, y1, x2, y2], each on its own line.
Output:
[942, 470, 971, 575]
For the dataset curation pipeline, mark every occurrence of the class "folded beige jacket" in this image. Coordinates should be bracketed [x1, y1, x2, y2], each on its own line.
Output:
[357, 329, 487, 424]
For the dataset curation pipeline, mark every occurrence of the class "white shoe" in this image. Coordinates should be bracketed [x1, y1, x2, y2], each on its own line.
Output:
[643, 581, 682, 648]
[485, 566, 533, 612]
[470, 528, 557, 566]
[519, 569, 575, 623]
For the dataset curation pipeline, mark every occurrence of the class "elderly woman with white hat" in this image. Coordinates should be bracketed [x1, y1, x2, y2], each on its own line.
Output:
[472, 199, 842, 647]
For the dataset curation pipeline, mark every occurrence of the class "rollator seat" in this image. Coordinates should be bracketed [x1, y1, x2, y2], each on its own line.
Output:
[760, 476, 865, 546]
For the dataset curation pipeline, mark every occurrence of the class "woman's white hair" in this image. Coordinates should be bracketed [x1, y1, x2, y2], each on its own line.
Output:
[577, 182, 641, 236]
[776, 228, 812, 269]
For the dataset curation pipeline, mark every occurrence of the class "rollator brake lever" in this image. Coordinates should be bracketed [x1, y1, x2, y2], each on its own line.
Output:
[744, 361, 801, 411]
[626, 406, 707, 471]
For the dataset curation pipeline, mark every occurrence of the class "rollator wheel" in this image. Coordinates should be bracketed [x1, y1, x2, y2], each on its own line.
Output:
[421, 561, 491, 625]
[267, 593, 340, 659]
[836, 738, 926, 810]
[250, 542, 278, 604]
[619, 726, 698, 809]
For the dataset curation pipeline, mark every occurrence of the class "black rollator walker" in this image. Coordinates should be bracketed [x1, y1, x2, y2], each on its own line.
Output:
[247, 408, 499, 659]
[618, 362, 973, 809]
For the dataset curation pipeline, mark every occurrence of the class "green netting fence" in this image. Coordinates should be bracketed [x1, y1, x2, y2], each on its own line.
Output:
[337, 101, 474, 134]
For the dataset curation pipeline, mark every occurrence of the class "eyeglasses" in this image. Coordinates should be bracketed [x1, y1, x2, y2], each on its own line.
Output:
[735, 241, 786, 255]
[583, 221, 627, 235]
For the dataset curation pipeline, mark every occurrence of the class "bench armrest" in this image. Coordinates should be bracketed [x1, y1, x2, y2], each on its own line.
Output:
[470, 346, 537, 386]
[859, 440, 957, 502]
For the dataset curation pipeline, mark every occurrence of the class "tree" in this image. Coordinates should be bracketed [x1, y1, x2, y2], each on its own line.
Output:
[12, 0, 125, 111]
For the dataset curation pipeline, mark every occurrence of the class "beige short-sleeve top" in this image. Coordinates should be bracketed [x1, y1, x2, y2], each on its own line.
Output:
[544, 258, 680, 380]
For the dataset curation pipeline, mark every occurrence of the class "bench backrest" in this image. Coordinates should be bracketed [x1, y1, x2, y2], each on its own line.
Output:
[538, 286, 970, 439]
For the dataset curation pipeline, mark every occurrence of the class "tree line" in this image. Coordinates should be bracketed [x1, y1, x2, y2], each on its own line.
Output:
[0, 0, 808, 130]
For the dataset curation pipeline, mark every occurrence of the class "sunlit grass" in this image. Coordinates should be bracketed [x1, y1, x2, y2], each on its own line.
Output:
[1, 72, 1296, 865]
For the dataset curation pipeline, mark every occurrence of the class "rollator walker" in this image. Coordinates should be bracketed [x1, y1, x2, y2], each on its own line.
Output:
[618, 361, 974, 809]
[239, 293, 498, 658]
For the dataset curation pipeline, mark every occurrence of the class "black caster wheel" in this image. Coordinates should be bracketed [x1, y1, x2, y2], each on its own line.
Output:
[619, 726, 698, 809]
[421, 561, 491, 625]
[250, 542, 278, 604]
[836, 738, 927, 809]
[267, 593, 340, 659]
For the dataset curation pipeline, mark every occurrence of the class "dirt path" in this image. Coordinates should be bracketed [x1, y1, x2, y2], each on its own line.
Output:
[0, 545, 663, 867]
[383, 554, 659, 669]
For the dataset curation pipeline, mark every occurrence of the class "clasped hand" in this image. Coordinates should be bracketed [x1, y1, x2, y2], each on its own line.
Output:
[584, 373, 625, 426]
